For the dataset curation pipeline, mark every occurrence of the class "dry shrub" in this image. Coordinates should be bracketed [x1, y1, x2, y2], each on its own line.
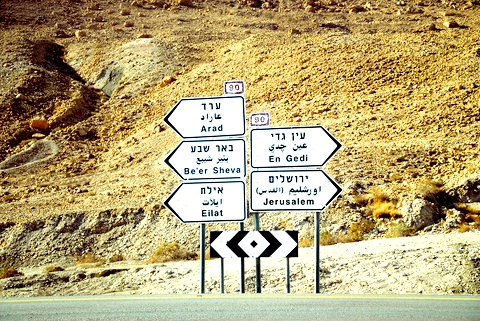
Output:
[44, 266, 64, 273]
[370, 201, 400, 219]
[356, 187, 400, 220]
[0, 267, 23, 279]
[458, 223, 471, 233]
[320, 231, 340, 245]
[415, 179, 445, 202]
[467, 214, 480, 225]
[76, 253, 98, 264]
[346, 219, 375, 242]
[108, 253, 125, 263]
[148, 242, 197, 264]
[298, 237, 313, 248]
[385, 222, 414, 238]
[75, 253, 105, 268]
[456, 203, 480, 215]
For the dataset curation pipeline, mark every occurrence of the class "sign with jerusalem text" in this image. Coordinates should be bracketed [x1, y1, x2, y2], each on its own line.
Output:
[250, 126, 341, 168]
[163, 95, 246, 139]
[250, 170, 342, 212]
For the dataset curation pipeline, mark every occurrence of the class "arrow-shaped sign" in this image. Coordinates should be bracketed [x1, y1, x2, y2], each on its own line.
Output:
[164, 139, 246, 180]
[250, 170, 342, 212]
[250, 126, 341, 168]
[163, 95, 246, 139]
[163, 181, 246, 224]
[210, 231, 298, 258]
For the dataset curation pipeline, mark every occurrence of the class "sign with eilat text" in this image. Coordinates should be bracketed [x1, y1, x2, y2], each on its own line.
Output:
[250, 126, 341, 168]
[250, 170, 342, 212]
[163, 96, 246, 139]
[164, 181, 246, 224]
[164, 139, 246, 180]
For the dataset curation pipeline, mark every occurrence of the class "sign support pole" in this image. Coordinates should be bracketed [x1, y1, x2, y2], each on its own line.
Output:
[286, 257, 290, 293]
[239, 222, 245, 293]
[314, 212, 320, 294]
[220, 258, 225, 293]
[200, 223, 206, 294]
[255, 213, 261, 293]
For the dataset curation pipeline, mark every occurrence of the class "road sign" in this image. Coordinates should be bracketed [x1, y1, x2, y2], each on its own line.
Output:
[164, 96, 245, 139]
[250, 170, 342, 212]
[165, 139, 246, 180]
[210, 231, 298, 258]
[163, 181, 246, 223]
[224, 80, 245, 95]
[250, 113, 270, 127]
[250, 126, 341, 168]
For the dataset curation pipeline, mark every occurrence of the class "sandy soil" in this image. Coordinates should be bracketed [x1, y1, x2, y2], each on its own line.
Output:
[0, 0, 479, 296]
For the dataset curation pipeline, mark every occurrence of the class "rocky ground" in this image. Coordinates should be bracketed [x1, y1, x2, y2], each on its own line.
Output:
[0, 0, 480, 296]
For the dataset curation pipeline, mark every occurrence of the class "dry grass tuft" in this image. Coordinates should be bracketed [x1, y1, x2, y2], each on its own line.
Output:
[355, 187, 400, 220]
[148, 242, 197, 264]
[43, 266, 64, 273]
[75, 253, 106, 268]
[415, 179, 445, 202]
[346, 219, 375, 242]
[458, 223, 471, 233]
[320, 231, 340, 245]
[385, 222, 414, 238]
[456, 203, 480, 215]
[0, 267, 23, 279]
[369, 200, 400, 219]
[108, 253, 125, 263]
[298, 237, 314, 248]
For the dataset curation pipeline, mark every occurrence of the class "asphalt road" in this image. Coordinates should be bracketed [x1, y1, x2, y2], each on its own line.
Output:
[1, 294, 479, 321]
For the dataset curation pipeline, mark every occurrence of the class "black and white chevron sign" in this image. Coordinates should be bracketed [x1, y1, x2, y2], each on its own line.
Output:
[210, 231, 298, 258]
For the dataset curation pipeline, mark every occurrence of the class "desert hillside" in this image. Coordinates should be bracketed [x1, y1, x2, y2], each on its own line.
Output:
[0, 0, 479, 296]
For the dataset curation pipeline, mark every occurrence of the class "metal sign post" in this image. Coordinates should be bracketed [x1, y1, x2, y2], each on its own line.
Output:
[315, 212, 320, 293]
[200, 223, 206, 294]
[255, 213, 261, 294]
[239, 222, 245, 293]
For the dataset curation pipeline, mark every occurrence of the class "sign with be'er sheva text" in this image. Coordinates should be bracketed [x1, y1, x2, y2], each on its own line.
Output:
[165, 139, 246, 180]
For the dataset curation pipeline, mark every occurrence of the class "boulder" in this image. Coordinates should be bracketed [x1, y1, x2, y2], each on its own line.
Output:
[447, 175, 480, 203]
[400, 198, 436, 230]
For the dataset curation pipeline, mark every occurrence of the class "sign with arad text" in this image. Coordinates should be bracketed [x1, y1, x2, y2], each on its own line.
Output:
[163, 96, 246, 139]
[164, 139, 246, 180]
[250, 126, 341, 168]
[250, 170, 342, 212]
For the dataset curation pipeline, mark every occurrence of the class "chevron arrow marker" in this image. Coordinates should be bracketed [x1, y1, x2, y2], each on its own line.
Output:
[269, 231, 298, 257]
[210, 231, 238, 258]
[238, 231, 270, 257]
[209, 231, 298, 258]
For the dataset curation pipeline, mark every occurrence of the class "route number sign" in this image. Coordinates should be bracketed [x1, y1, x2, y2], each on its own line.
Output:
[250, 113, 270, 127]
[224, 80, 245, 95]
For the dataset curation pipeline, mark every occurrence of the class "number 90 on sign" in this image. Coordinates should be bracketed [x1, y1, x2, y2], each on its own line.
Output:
[224, 80, 245, 95]
[250, 112, 270, 127]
